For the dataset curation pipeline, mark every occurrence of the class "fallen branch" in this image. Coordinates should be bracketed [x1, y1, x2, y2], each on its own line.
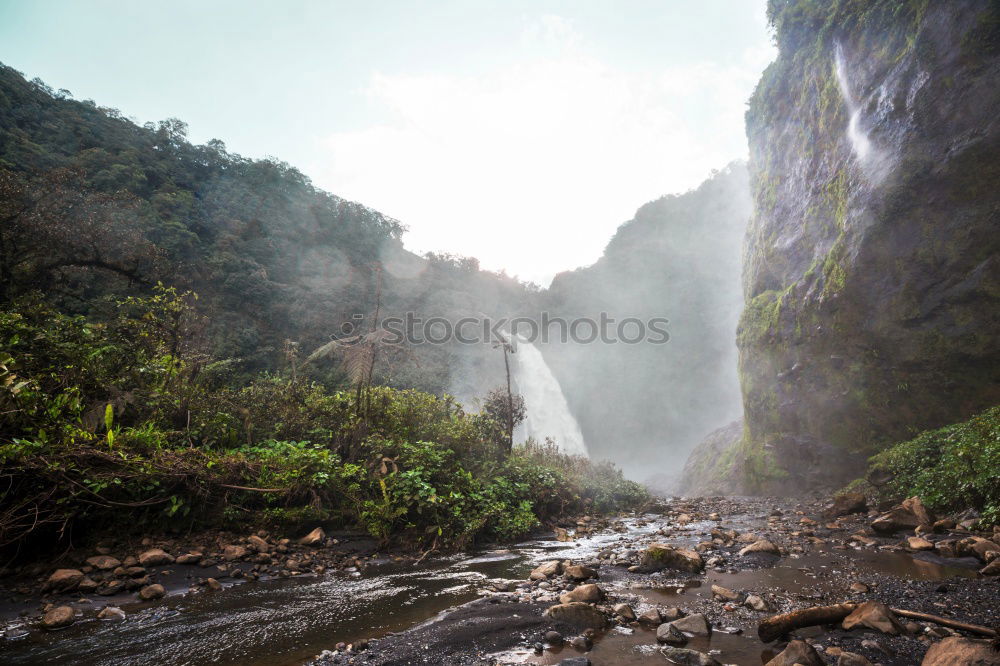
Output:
[217, 483, 287, 493]
[758, 603, 857, 642]
[758, 603, 998, 642]
[893, 608, 998, 639]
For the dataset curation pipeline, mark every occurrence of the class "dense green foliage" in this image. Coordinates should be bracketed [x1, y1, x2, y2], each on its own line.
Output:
[865, 406, 1000, 526]
[0, 292, 647, 553]
[0, 63, 533, 395]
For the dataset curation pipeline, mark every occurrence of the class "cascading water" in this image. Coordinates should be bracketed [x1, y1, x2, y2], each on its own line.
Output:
[834, 42, 873, 162]
[510, 337, 588, 457]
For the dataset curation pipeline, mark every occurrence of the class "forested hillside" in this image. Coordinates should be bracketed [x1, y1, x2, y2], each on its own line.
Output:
[0, 63, 645, 556]
[0, 63, 531, 394]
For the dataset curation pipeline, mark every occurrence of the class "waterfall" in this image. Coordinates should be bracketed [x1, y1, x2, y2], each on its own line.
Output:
[834, 43, 873, 162]
[511, 337, 589, 457]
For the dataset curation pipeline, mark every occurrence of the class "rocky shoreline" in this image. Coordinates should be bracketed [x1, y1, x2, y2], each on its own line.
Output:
[3, 495, 998, 665]
[312, 496, 999, 665]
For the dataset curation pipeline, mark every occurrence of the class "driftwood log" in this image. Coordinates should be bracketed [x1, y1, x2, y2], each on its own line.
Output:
[758, 603, 998, 642]
[758, 603, 857, 642]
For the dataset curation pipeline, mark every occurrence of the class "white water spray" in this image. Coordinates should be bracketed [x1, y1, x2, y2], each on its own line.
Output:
[511, 337, 588, 457]
[834, 42, 873, 162]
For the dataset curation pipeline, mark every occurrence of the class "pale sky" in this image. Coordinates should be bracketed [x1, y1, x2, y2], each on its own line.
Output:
[0, 1, 775, 286]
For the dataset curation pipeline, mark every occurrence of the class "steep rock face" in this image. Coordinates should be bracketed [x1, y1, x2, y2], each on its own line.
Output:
[690, 0, 1000, 493]
[539, 164, 750, 479]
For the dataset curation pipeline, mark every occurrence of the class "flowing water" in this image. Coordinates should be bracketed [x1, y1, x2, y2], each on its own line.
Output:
[511, 337, 588, 456]
[834, 42, 874, 163]
[1, 515, 979, 666]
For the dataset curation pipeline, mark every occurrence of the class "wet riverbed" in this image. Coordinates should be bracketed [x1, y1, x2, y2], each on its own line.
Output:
[1, 520, 661, 665]
[1, 506, 987, 666]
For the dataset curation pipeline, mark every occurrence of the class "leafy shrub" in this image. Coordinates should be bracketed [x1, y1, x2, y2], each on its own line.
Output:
[0, 294, 649, 554]
[867, 405, 1000, 526]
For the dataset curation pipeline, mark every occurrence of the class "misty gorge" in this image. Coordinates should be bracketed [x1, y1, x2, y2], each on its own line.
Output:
[0, 1, 998, 666]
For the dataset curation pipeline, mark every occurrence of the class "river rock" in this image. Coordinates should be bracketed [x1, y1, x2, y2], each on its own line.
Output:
[959, 537, 1000, 562]
[559, 583, 604, 604]
[543, 602, 607, 630]
[658, 646, 721, 666]
[97, 606, 126, 621]
[711, 584, 739, 601]
[78, 576, 99, 593]
[668, 613, 711, 636]
[205, 577, 223, 591]
[138, 548, 174, 567]
[660, 607, 684, 621]
[248, 535, 269, 552]
[97, 579, 125, 595]
[980, 559, 1000, 576]
[765, 639, 824, 666]
[46, 568, 84, 592]
[85, 555, 121, 571]
[739, 539, 780, 556]
[640, 543, 704, 573]
[175, 553, 201, 565]
[613, 603, 636, 620]
[638, 608, 663, 625]
[40, 606, 76, 630]
[837, 652, 875, 666]
[530, 560, 563, 580]
[298, 527, 325, 546]
[656, 622, 688, 645]
[138, 583, 166, 601]
[223, 545, 248, 561]
[907, 536, 935, 551]
[872, 497, 933, 534]
[824, 492, 868, 518]
[842, 601, 906, 635]
[563, 564, 596, 581]
[745, 594, 769, 611]
[921, 636, 1000, 665]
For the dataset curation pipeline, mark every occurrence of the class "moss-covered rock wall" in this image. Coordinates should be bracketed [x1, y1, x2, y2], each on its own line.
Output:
[684, 0, 1000, 494]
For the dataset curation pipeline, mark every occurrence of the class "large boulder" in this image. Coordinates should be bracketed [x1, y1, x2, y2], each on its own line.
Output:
[739, 539, 780, 556]
[529, 560, 563, 581]
[921, 637, 1000, 665]
[824, 492, 868, 518]
[871, 498, 933, 534]
[558, 584, 604, 604]
[656, 622, 688, 645]
[640, 544, 704, 573]
[40, 606, 76, 630]
[667, 613, 711, 637]
[958, 537, 1000, 562]
[563, 564, 596, 581]
[543, 602, 607, 630]
[298, 527, 325, 546]
[765, 639, 824, 666]
[138, 583, 166, 601]
[85, 555, 121, 571]
[46, 569, 84, 592]
[138, 548, 174, 567]
[841, 601, 907, 635]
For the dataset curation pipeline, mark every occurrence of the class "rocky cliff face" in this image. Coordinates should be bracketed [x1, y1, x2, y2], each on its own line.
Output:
[685, 0, 1000, 493]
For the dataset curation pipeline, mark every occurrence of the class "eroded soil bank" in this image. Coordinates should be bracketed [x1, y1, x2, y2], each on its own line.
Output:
[2, 496, 998, 665]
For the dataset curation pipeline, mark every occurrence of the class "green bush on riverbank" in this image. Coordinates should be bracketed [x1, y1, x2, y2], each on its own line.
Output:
[0, 291, 647, 554]
[864, 405, 1000, 526]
